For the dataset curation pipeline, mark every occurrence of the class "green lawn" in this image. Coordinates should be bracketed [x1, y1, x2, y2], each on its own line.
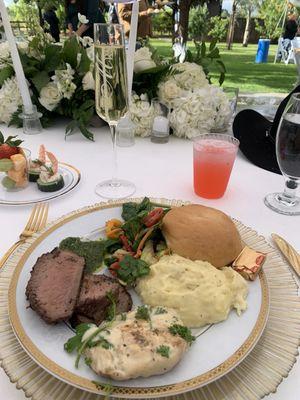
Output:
[150, 39, 297, 94]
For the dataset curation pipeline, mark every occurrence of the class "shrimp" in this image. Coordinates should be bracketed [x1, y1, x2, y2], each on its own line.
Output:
[46, 151, 58, 174]
[38, 145, 46, 164]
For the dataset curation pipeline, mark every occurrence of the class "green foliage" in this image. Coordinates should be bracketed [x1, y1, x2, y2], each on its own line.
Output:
[152, 10, 173, 36]
[0, 66, 14, 87]
[188, 5, 210, 41]
[116, 255, 150, 286]
[185, 40, 226, 85]
[208, 16, 229, 42]
[255, 0, 285, 39]
[62, 36, 80, 70]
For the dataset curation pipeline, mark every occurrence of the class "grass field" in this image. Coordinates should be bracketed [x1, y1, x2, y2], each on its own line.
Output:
[150, 39, 297, 94]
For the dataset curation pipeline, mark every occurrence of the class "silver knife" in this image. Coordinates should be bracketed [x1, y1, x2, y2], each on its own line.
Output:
[272, 233, 300, 277]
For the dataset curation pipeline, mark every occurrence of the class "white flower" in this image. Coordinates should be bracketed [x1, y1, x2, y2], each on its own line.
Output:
[52, 64, 76, 99]
[39, 82, 62, 111]
[86, 45, 94, 62]
[82, 71, 95, 91]
[0, 42, 10, 60]
[80, 36, 93, 48]
[78, 13, 89, 24]
[172, 62, 209, 91]
[208, 86, 232, 130]
[158, 79, 183, 108]
[129, 93, 154, 137]
[0, 77, 22, 124]
[134, 47, 156, 73]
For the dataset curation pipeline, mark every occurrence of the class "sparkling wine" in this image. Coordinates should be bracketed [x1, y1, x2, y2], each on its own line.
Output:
[95, 44, 128, 125]
[277, 113, 300, 178]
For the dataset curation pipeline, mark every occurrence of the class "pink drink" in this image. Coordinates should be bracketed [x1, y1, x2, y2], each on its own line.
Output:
[193, 135, 239, 199]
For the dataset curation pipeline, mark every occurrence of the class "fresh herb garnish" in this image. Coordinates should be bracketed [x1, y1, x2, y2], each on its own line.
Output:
[88, 336, 113, 349]
[154, 307, 168, 315]
[122, 217, 142, 243]
[106, 291, 117, 322]
[116, 255, 150, 285]
[64, 323, 92, 353]
[121, 313, 127, 321]
[135, 305, 151, 321]
[85, 357, 92, 366]
[168, 324, 195, 345]
[156, 345, 170, 358]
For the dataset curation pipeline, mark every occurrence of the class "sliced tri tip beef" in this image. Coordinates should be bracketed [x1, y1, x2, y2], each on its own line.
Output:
[25, 248, 85, 324]
[71, 274, 133, 327]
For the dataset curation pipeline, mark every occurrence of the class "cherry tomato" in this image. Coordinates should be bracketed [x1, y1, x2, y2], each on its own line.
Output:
[143, 208, 164, 227]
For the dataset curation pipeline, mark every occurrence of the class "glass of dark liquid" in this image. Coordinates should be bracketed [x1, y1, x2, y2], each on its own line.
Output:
[264, 93, 300, 215]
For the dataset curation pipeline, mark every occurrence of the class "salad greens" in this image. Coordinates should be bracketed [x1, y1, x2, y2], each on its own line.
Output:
[116, 255, 150, 286]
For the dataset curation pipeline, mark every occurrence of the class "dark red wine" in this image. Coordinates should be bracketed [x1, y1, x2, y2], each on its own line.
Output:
[277, 114, 300, 178]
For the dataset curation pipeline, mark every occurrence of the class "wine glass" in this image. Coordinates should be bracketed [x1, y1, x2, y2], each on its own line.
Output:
[94, 23, 136, 199]
[264, 93, 300, 215]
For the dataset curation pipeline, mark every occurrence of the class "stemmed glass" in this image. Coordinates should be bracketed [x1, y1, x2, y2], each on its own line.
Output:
[94, 23, 136, 199]
[264, 93, 300, 215]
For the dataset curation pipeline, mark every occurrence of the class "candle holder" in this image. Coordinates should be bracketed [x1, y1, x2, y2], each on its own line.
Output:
[151, 99, 170, 144]
[19, 105, 43, 135]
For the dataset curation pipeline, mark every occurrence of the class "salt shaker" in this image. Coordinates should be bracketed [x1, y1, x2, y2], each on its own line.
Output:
[151, 99, 170, 144]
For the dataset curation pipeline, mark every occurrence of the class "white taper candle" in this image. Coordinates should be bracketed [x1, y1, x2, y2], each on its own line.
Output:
[0, 0, 33, 113]
[126, 0, 139, 102]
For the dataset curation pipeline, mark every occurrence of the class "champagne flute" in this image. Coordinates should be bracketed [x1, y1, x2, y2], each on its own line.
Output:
[94, 23, 136, 199]
[264, 93, 300, 215]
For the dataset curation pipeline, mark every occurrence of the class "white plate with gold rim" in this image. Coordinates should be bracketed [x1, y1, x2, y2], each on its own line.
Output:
[8, 200, 270, 398]
[0, 163, 80, 206]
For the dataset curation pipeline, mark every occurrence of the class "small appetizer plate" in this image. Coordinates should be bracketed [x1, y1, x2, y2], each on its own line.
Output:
[8, 200, 270, 399]
[0, 163, 80, 206]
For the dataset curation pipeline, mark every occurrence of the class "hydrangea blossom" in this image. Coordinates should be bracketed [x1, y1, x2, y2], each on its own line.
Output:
[0, 77, 22, 124]
[130, 93, 155, 137]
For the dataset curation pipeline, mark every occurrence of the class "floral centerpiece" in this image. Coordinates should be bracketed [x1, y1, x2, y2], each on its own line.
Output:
[0, 27, 95, 140]
[132, 40, 232, 139]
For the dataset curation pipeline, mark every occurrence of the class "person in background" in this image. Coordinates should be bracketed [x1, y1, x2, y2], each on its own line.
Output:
[65, 0, 79, 36]
[117, 0, 156, 39]
[43, 5, 60, 42]
[76, 0, 106, 38]
[282, 13, 298, 54]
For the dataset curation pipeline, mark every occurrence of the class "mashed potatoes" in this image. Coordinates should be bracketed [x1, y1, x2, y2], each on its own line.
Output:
[136, 254, 248, 328]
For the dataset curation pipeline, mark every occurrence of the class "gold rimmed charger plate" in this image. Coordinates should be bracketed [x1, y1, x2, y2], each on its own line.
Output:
[7, 199, 270, 398]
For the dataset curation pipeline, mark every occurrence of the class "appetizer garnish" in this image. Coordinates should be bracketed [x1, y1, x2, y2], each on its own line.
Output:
[65, 306, 193, 380]
[37, 151, 64, 192]
[29, 144, 46, 182]
[0, 133, 27, 189]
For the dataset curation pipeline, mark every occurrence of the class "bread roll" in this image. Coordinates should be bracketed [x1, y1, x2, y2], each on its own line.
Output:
[162, 204, 243, 268]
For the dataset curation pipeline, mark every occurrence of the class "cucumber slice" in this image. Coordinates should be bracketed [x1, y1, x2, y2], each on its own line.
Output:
[0, 158, 13, 172]
[2, 176, 16, 189]
[37, 176, 64, 192]
[29, 170, 40, 182]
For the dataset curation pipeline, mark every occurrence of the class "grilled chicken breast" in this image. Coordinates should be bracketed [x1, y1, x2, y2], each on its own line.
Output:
[84, 307, 189, 380]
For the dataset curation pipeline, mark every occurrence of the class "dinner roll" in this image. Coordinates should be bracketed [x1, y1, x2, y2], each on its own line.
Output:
[162, 204, 243, 268]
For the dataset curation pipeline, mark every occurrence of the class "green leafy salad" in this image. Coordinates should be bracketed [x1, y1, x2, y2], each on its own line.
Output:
[59, 197, 170, 285]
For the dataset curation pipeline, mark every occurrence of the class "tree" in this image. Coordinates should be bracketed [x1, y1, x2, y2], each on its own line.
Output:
[226, 0, 237, 50]
[255, 0, 286, 40]
[208, 15, 229, 42]
[188, 4, 210, 41]
[237, 0, 259, 47]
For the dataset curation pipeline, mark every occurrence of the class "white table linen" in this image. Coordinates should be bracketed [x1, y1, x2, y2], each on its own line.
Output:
[0, 123, 299, 399]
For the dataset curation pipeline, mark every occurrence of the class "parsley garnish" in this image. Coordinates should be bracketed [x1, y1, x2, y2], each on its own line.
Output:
[121, 313, 127, 321]
[156, 345, 170, 358]
[85, 357, 92, 366]
[64, 323, 92, 353]
[154, 307, 168, 315]
[87, 336, 113, 350]
[106, 291, 116, 321]
[135, 305, 151, 321]
[169, 324, 195, 345]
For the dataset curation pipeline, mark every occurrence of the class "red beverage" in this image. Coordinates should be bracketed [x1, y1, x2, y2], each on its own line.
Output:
[193, 135, 239, 199]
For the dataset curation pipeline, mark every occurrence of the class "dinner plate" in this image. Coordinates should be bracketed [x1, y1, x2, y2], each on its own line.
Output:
[8, 200, 270, 398]
[0, 163, 80, 205]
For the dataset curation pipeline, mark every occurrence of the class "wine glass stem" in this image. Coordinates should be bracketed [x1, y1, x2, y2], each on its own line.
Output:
[110, 124, 118, 183]
[280, 178, 299, 204]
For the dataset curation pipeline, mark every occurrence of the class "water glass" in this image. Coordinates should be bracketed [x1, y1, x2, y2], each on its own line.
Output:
[193, 134, 239, 199]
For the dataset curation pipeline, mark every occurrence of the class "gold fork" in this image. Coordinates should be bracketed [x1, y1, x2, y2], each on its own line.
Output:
[0, 203, 49, 270]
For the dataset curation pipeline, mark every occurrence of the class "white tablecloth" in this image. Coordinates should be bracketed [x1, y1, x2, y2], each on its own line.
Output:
[0, 123, 299, 400]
